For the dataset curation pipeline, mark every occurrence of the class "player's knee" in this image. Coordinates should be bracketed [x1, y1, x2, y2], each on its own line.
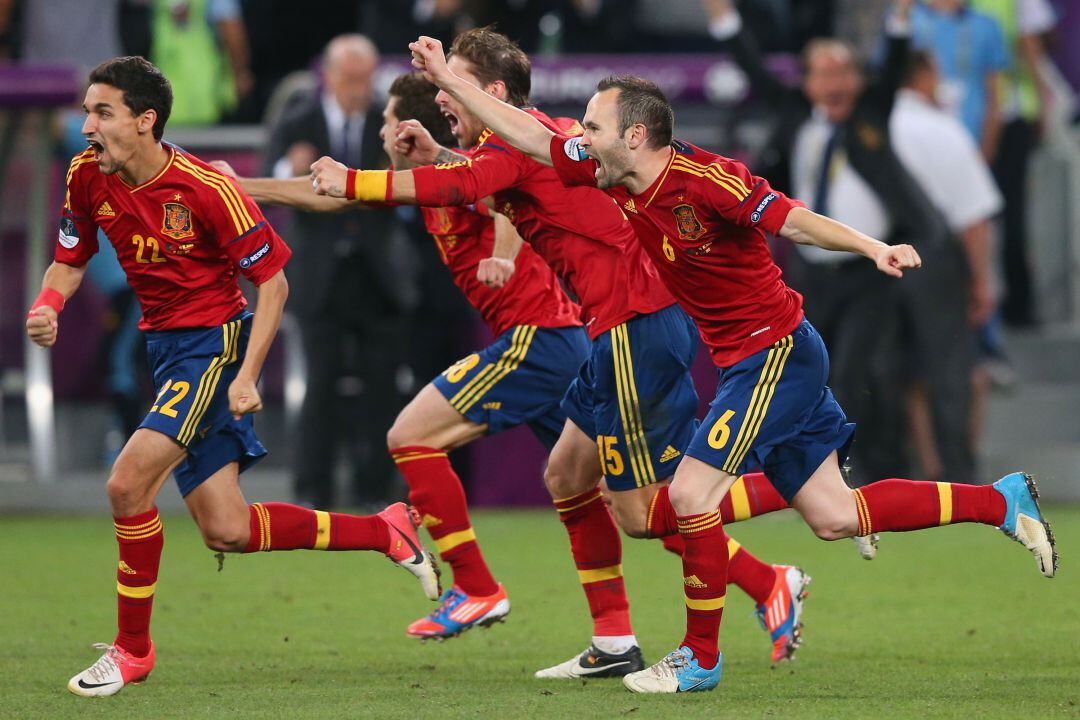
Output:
[666, 479, 697, 516]
[106, 463, 153, 513]
[200, 521, 249, 553]
[808, 509, 858, 541]
[386, 417, 416, 450]
[612, 505, 649, 539]
[543, 460, 594, 499]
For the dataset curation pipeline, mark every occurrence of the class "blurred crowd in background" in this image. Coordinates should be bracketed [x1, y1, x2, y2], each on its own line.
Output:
[0, 0, 1076, 508]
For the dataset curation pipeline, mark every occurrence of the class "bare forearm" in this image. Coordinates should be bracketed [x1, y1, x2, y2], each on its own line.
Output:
[440, 74, 555, 165]
[41, 261, 87, 301]
[239, 175, 357, 213]
[981, 74, 1003, 160]
[492, 212, 524, 260]
[961, 219, 992, 285]
[780, 207, 888, 258]
[238, 271, 288, 381]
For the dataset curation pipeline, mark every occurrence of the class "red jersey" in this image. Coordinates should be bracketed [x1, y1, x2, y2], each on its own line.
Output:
[420, 204, 581, 336]
[57, 145, 291, 331]
[550, 135, 805, 366]
[411, 109, 674, 338]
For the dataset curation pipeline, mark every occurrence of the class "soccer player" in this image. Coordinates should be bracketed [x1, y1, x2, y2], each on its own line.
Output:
[308, 32, 814, 674]
[229, 70, 806, 669]
[406, 38, 1059, 694]
[26, 57, 440, 698]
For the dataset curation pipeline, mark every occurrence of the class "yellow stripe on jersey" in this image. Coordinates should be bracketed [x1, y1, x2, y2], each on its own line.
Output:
[722, 336, 793, 475]
[611, 324, 656, 487]
[671, 154, 752, 196]
[65, 150, 96, 210]
[177, 320, 240, 445]
[642, 150, 677, 208]
[175, 154, 256, 229]
[671, 158, 749, 202]
[173, 155, 256, 235]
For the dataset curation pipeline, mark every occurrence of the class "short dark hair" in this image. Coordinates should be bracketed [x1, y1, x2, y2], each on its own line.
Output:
[388, 73, 456, 147]
[902, 49, 936, 86]
[448, 27, 531, 108]
[88, 56, 173, 141]
[595, 75, 674, 149]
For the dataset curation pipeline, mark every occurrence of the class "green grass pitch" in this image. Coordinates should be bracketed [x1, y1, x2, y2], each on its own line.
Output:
[2, 506, 1077, 719]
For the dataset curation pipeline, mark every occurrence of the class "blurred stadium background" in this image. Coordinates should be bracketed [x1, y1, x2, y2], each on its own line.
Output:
[0, 0, 1077, 510]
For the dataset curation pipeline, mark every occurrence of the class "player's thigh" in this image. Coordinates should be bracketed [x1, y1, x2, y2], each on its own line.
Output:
[544, 418, 603, 499]
[388, 382, 487, 451]
[593, 306, 699, 492]
[790, 450, 859, 540]
[107, 428, 188, 512]
[184, 461, 250, 551]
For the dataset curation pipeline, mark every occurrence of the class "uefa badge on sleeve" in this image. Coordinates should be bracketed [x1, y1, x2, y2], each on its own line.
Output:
[563, 136, 588, 162]
[58, 216, 80, 249]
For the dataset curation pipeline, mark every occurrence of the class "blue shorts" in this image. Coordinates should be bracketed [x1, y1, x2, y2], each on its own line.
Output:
[561, 304, 699, 492]
[685, 319, 855, 502]
[140, 312, 267, 497]
[432, 324, 590, 450]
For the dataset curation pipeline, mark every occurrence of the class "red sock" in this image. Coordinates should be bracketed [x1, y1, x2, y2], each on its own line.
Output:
[719, 472, 789, 523]
[650, 485, 775, 605]
[677, 510, 727, 670]
[244, 502, 390, 552]
[853, 480, 1007, 535]
[724, 536, 776, 605]
[114, 507, 164, 658]
[391, 446, 498, 596]
[553, 487, 632, 637]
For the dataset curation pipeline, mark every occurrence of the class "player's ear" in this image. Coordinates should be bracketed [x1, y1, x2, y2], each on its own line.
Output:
[486, 80, 508, 102]
[136, 108, 157, 137]
[626, 123, 648, 151]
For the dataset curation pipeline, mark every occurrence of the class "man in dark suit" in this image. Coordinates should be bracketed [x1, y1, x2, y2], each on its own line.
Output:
[705, 0, 969, 487]
[264, 34, 418, 508]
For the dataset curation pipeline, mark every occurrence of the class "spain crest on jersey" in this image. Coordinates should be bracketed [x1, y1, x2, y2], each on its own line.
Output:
[161, 202, 194, 240]
[673, 204, 705, 241]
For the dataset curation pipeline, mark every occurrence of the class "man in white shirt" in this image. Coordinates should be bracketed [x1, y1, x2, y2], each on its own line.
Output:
[890, 49, 1004, 483]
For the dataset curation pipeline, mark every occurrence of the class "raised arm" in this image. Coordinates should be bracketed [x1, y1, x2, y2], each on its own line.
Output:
[780, 206, 921, 277]
[409, 36, 557, 167]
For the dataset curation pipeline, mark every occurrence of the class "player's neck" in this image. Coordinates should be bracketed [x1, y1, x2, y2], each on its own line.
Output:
[117, 143, 170, 187]
[625, 147, 673, 196]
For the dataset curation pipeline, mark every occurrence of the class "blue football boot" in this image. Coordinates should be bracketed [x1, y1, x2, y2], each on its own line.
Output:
[622, 646, 721, 693]
[993, 472, 1058, 578]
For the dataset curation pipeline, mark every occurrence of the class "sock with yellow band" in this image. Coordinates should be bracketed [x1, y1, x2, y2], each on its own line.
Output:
[114, 507, 164, 658]
[677, 510, 728, 670]
[553, 487, 633, 638]
[851, 479, 1006, 535]
[244, 502, 391, 552]
[391, 445, 499, 596]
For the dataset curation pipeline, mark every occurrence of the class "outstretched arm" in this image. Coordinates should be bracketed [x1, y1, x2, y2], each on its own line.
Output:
[409, 36, 557, 167]
[780, 206, 921, 278]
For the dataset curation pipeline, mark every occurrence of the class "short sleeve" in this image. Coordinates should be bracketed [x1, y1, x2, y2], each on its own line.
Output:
[55, 155, 100, 267]
[549, 134, 601, 188]
[191, 163, 292, 284]
[700, 156, 802, 234]
[983, 16, 1010, 72]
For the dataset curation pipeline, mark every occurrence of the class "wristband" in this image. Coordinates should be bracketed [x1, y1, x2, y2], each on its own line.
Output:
[347, 169, 391, 203]
[29, 287, 64, 316]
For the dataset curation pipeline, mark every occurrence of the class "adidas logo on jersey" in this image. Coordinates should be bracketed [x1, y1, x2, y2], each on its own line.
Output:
[683, 574, 708, 589]
[623, 198, 637, 214]
[97, 201, 115, 217]
[659, 445, 681, 462]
